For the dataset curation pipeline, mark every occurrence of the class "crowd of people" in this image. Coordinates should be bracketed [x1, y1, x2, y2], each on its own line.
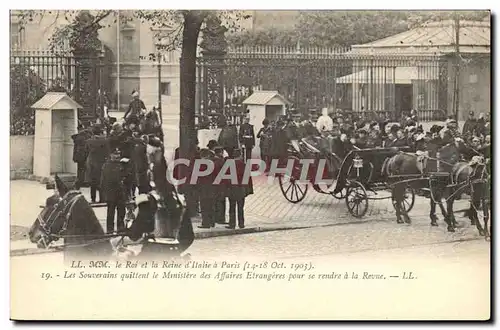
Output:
[257, 108, 491, 161]
[174, 116, 256, 230]
[73, 96, 491, 234]
[72, 91, 163, 234]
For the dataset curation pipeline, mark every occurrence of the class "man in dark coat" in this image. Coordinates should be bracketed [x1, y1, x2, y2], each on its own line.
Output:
[197, 148, 216, 228]
[226, 148, 250, 229]
[218, 120, 239, 158]
[355, 129, 368, 149]
[213, 146, 228, 225]
[257, 118, 272, 170]
[239, 117, 256, 162]
[366, 122, 382, 148]
[85, 125, 109, 203]
[462, 111, 477, 141]
[100, 148, 127, 233]
[383, 131, 397, 148]
[72, 128, 92, 189]
[474, 113, 487, 137]
[175, 137, 201, 217]
[442, 119, 461, 145]
[393, 128, 409, 148]
[124, 90, 146, 127]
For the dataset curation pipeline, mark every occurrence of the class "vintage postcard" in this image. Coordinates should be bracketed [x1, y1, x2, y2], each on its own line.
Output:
[9, 9, 491, 320]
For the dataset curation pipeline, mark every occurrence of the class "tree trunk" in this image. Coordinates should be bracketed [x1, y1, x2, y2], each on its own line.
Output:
[179, 12, 205, 168]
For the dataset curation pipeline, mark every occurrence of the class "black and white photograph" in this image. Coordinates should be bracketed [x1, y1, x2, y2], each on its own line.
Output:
[8, 8, 491, 320]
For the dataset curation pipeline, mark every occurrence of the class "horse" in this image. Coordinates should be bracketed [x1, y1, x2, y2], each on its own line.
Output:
[384, 139, 473, 227]
[435, 141, 488, 233]
[139, 109, 164, 142]
[29, 175, 114, 261]
[449, 156, 490, 238]
[447, 142, 491, 238]
[29, 137, 194, 261]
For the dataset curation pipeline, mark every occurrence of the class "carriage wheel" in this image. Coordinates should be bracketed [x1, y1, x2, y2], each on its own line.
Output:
[391, 184, 415, 213]
[278, 156, 308, 203]
[279, 174, 308, 203]
[345, 181, 368, 218]
[332, 187, 347, 199]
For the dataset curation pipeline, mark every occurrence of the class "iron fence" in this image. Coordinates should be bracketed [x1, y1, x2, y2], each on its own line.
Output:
[10, 48, 112, 122]
[196, 46, 449, 122]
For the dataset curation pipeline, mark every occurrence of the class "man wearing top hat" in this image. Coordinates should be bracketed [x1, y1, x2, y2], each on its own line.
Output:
[124, 90, 146, 127]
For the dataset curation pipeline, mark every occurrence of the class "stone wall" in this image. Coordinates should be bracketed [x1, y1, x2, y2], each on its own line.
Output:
[10, 135, 35, 179]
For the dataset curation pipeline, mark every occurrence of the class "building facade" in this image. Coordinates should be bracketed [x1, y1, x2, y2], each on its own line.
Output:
[10, 10, 253, 121]
[337, 19, 490, 121]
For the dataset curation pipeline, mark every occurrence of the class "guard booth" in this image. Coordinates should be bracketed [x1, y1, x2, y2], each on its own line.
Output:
[242, 91, 290, 156]
[32, 93, 81, 179]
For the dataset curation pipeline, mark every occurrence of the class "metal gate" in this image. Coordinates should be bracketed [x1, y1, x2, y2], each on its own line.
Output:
[196, 46, 448, 124]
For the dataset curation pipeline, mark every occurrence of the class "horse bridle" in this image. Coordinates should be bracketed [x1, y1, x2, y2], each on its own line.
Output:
[36, 191, 83, 247]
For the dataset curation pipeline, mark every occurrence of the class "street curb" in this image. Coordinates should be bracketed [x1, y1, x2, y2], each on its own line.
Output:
[6, 218, 405, 257]
[11, 217, 376, 257]
[10, 224, 314, 257]
[9, 217, 481, 258]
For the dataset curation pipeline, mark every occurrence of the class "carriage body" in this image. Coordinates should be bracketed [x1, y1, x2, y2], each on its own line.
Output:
[333, 147, 416, 218]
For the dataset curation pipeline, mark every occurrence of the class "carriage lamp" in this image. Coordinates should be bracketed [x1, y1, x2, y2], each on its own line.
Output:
[353, 155, 363, 177]
[353, 156, 363, 169]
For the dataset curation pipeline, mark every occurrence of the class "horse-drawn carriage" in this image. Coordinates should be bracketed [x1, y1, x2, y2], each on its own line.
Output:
[276, 137, 415, 218]
[273, 120, 490, 238]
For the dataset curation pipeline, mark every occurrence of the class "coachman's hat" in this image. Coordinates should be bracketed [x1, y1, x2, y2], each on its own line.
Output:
[429, 124, 444, 134]
[207, 140, 219, 150]
[199, 148, 214, 158]
[390, 124, 401, 133]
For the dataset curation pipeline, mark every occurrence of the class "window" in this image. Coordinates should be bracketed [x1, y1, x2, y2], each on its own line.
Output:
[10, 22, 23, 48]
[161, 82, 171, 96]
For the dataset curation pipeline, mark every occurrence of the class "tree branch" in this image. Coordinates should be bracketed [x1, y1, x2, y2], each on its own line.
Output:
[42, 11, 61, 36]
[85, 10, 114, 30]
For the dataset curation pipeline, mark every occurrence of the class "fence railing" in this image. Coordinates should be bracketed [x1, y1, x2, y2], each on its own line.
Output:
[10, 48, 112, 121]
[196, 47, 449, 122]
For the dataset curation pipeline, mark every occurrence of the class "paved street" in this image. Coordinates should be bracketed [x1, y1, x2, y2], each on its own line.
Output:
[10, 176, 475, 241]
[188, 213, 488, 260]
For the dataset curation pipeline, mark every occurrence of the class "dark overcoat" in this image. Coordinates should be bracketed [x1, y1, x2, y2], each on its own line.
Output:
[85, 136, 109, 186]
[100, 159, 127, 203]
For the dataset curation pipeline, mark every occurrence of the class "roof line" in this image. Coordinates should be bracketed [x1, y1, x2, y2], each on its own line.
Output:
[462, 26, 490, 43]
[354, 44, 490, 48]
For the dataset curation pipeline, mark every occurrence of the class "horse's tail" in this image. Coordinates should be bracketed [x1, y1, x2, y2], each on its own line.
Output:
[382, 156, 394, 177]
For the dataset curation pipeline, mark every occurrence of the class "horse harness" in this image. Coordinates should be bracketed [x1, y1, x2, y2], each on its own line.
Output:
[37, 191, 84, 246]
